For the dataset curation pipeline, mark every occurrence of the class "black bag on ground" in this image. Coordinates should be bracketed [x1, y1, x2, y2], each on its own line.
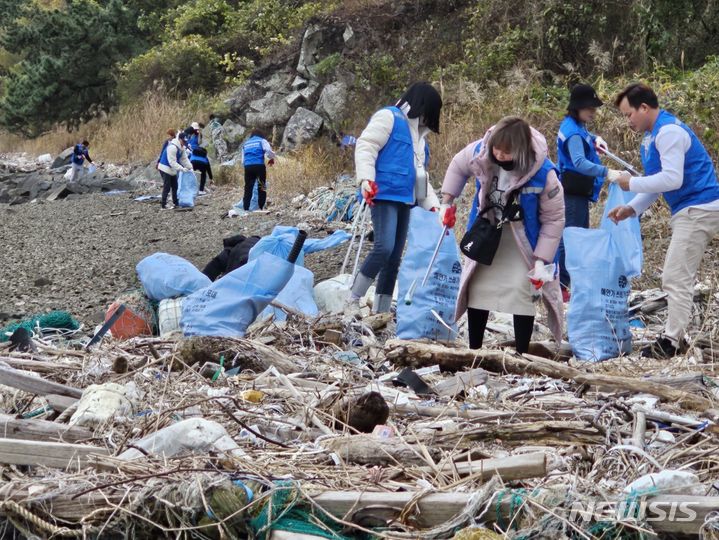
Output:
[460, 193, 523, 266]
[560, 170, 594, 197]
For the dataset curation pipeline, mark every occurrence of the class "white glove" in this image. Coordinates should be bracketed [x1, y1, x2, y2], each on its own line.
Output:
[529, 260, 555, 289]
[360, 180, 372, 193]
[595, 136, 608, 154]
[606, 169, 623, 183]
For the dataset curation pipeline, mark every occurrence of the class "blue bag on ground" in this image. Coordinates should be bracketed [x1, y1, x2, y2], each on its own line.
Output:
[136, 253, 211, 301]
[258, 265, 319, 322]
[564, 183, 643, 361]
[396, 207, 461, 341]
[248, 226, 350, 266]
[177, 170, 198, 208]
[181, 252, 297, 337]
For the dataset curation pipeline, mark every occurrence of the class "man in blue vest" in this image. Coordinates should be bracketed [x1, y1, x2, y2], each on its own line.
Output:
[608, 83, 719, 359]
[241, 130, 275, 211]
[69, 140, 92, 181]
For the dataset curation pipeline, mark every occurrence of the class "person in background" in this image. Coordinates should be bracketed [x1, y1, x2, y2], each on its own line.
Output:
[241, 129, 275, 211]
[157, 131, 193, 210]
[186, 123, 213, 195]
[69, 140, 92, 181]
[555, 84, 623, 302]
[440, 116, 565, 352]
[608, 83, 719, 358]
[349, 81, 443, 314]
[156, 129, 176, 170]
[338, 131, 357, 150]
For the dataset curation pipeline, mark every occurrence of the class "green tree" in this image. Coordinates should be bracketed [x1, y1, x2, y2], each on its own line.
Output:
[0, 0, 144, 134]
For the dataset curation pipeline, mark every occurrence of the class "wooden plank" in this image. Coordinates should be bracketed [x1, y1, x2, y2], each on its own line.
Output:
[0, 364, 83, 398]
[0, 414, 92, 443]
[0, 438, 108, 469]
[313, 491, 719, 535]
[432, 368, 488, 397]
[0, 357, 81, 373]
[384, 340, 714, 411]
[45, 393, 79, 412]
[446, 452, 546, 481]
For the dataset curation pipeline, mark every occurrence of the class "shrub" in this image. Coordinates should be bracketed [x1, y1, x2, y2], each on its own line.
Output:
[118, 36, 222, 102]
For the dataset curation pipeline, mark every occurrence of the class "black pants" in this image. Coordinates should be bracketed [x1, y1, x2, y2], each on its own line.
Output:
[467, 308, 534, 354]
[160, 171, 178, 208]
[192, 161, 213, 191]
[243, 164, 267, 210]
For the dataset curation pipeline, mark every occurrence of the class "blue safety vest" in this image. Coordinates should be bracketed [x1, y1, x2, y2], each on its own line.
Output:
[640, 109, 719, 215]
[243, 135, 267, 166]
[159, 141, 181, 168]
[188, 134, 208, 164]
[373, 106, 429, 204]
[556, 116, 603, 202]
[72, 144, 88, 166]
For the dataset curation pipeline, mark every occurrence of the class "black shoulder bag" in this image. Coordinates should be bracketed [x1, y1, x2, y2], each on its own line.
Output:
[459, 192, 523, 266]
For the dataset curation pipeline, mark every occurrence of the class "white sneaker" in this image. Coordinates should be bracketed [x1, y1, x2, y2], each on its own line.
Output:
[198, 190, 207, 196]
[162, 204, 174, 210]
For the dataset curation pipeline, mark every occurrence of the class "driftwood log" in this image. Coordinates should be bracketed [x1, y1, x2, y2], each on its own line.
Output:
[384, 340, 714, 411]
[0, 414, 92, 443]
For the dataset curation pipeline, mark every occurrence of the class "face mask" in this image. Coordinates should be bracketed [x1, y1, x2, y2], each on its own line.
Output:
[491, 153, 515, 171]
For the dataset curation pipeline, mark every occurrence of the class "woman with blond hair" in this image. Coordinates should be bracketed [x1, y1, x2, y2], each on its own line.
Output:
[440, 117, 565, 352]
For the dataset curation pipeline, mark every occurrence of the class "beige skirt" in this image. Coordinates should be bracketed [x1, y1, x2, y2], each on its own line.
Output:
[467, 227, 536, 316]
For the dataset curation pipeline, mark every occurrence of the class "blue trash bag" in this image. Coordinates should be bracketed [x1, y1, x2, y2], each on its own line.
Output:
[258, 265, 319, 322]
[231, 182, 264, 213]
[249, 180, 263, 211]
[136, 253, 211, 301]
[248, 226, 350, 266]
[396, 207, 462, 341]
[181, 252, 297, 337]
[564, 183, 644, 361]
[177, 170, 198, 208]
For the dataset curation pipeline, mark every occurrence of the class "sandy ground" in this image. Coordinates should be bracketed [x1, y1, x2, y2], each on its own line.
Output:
[0, 186, 354, 328]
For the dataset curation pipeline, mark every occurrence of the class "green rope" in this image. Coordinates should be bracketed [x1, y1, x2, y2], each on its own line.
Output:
[0, 311, 80, 342]
[250, 481, 351, 540]
[494, 488, 528, 531]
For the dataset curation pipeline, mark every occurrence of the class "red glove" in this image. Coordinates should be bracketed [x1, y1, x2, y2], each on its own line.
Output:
[439, 204, 457, 228]
[361, 180, 379, 206]
[268, 158, 275, 166]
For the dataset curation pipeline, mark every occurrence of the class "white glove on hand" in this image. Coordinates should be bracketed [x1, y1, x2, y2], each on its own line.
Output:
[529, 260, 555, 290]
[360, 180, 372, 194]
[606, 169, 623, 183]
[595, 136, 608, 154]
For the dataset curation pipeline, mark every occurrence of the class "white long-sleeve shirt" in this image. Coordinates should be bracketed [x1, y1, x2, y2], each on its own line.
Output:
[354, 103, 440, 210]
[628, 124, 719, 215]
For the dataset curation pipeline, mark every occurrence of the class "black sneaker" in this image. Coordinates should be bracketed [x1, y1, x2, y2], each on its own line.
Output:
[641, 337, 679, 359]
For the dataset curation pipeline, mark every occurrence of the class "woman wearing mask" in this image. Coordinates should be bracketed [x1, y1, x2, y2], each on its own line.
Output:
[556, 84, 621, 301]
[349, 82, 443, 314]
[440, 116, 565, 352]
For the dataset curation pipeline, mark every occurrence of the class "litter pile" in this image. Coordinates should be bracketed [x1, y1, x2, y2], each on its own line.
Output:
[2, 296, 719, 539]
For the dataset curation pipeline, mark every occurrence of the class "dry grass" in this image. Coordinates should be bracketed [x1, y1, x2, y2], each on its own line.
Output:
[0, 93, 205, 164]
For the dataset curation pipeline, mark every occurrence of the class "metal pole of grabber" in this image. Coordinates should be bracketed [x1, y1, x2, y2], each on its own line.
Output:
[340, 198, 366, 276]
[603, 149, 641, 176]
[351, 202, 370, 279]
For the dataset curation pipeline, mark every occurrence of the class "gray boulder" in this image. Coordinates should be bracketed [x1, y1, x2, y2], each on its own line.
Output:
[51, 147, 74, 169]
[315, 82, 349, 127]
[127, 163, 161, 187]
[245, 92, 293, 128]
[222, 120, 246, 153]
[296, 24, 345, 80]
[282, 108, 324, 150]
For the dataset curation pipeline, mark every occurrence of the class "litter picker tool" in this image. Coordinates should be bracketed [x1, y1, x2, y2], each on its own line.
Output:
[404, 227, 446, 305]
[603, 149, 641, 176]
[405, 207, 455, 305]
[340, 198, 366, 276]
[350, 202, 370, 279]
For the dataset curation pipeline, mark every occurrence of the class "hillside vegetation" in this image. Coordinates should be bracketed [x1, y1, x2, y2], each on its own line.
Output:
[1, 0, 719, 183]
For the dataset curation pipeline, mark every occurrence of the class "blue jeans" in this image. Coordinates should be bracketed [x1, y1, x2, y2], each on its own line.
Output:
[558, 194, 590, 288]
[358, 200, 411, 296]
